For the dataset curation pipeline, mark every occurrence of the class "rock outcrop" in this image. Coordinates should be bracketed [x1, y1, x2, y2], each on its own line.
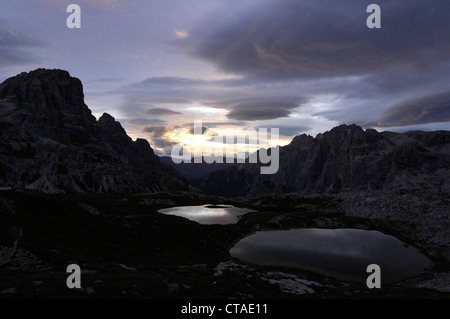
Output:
[0, 69, 187, 193]
[198, 124, 450, 197]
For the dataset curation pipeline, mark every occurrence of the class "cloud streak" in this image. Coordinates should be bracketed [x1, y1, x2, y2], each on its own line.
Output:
[145, 108, 183, 115]
[368, 90, 450, 127]
[225, 97, 307, 120]
[122, 76, 308, 121]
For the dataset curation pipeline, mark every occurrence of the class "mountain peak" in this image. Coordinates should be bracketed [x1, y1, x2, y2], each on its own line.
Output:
[98, 112, 131, 144]
[0, 69, 187, 193]
[98, 112, 121, 128]
[328, 123, 364, 134]
[21, 68, 72, 80]
[0, 68, 89, 116]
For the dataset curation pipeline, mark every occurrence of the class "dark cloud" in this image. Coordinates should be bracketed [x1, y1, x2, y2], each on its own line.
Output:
[188, 125, 209, 135]
[126, 118, 167, 125]
[150, 138, 177, 149]
[145, 108, 183, 115]
[367, 90, 450, 127]
[228, 107, 287, 121]
[144, 125, 173, 137]
[201, 121, 247, 128]
[359, 62, 450, 97]
[225, 97, 307, 120]
[116, 0, 450, 130]
[144, 124, 181, 154]
[185, 0, 450, 79]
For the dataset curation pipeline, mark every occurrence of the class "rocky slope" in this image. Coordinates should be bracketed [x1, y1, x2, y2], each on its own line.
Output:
[198, 124, 450, 197]
[0, 69, 187, 193]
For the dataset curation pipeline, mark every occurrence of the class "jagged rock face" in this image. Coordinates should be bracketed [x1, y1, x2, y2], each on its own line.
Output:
[198, 124, 450, 197]
[0, 69, 187, 193]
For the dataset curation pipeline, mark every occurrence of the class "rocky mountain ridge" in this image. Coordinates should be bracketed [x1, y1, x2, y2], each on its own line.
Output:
[0, 69, 187, 193]
[198, 124, 450, 197]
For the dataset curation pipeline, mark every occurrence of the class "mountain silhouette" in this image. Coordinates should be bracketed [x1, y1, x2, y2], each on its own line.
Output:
[0, 69, 187, 193]
[197, 124, 450, 197]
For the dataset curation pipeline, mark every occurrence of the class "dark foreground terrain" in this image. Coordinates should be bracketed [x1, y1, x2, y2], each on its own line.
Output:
[1, 190, 449, 299]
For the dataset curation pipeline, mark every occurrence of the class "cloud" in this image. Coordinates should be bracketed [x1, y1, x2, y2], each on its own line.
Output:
[122, 76, 308, 121]
[224, 97, 307, 120]
[185, 0, 450, 79]
[144, 124, 181, 154]
[144, 125, 174, 137]
[201, 121, 247, 128]
[145, 108, 183, 115]
[113, 0, 450, 134]
[188, 125, 209, 135]
[174, 29, 189, 39]
[0, 22, 46, 71]
[126, 118, 168, 125]
[149, 138, 177, 149]
[367, 90, 450, 127]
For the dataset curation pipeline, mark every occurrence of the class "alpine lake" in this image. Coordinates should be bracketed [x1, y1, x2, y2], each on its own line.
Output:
[158, 204, 432, 286]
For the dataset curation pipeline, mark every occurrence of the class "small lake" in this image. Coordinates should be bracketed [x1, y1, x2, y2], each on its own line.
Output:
[230, 228, 432, 284]
[158, 204, 255, 225]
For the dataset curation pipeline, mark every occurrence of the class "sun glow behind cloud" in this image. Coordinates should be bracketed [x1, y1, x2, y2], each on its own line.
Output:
[174, 29, 189, 39]
[166, 125, 283, 160]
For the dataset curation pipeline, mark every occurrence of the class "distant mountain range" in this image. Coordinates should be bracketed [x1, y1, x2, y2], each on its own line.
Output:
[1, 69, 449, 197]
[160, 156, 237, 180]
[196, 124, 450, 197]
[0, 69, 187, 193]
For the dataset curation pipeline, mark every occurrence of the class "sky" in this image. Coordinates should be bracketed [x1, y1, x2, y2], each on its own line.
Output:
[1, 0, 450, 156]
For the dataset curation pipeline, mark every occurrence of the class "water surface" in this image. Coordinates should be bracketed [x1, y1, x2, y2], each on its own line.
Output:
[158, 204, 254, 225]
[230, 228, 431, 284]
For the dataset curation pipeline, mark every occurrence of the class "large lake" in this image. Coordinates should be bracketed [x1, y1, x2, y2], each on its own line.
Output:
[158, 204, 255, 225]
[230, 228, 431, 284]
